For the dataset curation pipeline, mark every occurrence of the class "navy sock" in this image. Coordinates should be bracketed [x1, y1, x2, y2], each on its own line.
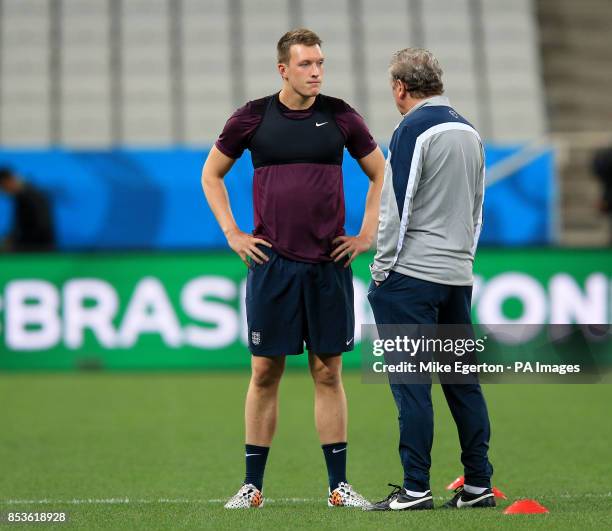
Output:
[244, 444, 269, 491]
[322, 442, 348, 490]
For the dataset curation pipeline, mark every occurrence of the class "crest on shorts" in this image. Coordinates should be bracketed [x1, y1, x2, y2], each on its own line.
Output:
[251, 331, 261, 345]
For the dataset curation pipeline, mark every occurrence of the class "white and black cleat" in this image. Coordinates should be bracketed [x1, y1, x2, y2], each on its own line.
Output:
[328, 482, 371, 508]
[365, 483, 434, 511]
[224, 483, 264, 509]
[443, 486, 496, 508]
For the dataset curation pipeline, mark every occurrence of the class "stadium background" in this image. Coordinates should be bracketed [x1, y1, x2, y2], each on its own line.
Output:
[0, 0, 611, 529]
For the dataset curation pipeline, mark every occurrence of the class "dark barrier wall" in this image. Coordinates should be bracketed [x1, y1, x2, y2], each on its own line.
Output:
[0, 146, 555, 249]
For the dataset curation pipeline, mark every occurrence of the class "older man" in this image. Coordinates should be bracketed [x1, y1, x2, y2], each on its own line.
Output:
[366, 48, 494, 511]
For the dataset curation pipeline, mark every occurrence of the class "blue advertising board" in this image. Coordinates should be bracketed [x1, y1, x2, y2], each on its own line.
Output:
[0, 145, 555, 249]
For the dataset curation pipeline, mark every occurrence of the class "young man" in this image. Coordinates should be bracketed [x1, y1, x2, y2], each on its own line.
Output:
[366, 48, 494, 511]
[202, 28, 384, 509]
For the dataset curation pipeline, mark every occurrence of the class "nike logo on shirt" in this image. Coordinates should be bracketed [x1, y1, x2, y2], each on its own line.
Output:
[315, 121, 328, 127]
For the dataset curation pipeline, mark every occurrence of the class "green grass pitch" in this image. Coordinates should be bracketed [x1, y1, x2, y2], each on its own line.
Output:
[1, 372, 611, 529]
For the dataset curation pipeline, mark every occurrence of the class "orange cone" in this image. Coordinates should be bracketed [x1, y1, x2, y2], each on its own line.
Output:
[492, 487, 508, 500]
[446, 476, 464, 490]
[504, 499, 549, 514]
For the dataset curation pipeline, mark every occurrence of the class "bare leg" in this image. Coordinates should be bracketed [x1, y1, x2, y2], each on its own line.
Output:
[245, 355, 285, 446]
[309, 353, 347, 443]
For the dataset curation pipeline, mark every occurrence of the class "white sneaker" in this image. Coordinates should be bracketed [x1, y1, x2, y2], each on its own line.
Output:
[224, 483, 264, 509]
[328, 482, 371, 508]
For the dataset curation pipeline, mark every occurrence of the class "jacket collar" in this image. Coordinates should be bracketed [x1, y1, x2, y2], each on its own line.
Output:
[402, 95, 451, 117]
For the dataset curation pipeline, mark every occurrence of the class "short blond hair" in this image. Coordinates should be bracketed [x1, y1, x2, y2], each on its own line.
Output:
[277, 28, 322, 64]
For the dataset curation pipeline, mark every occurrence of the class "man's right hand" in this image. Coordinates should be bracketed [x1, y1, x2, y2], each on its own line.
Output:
[226, 229, 272, 267]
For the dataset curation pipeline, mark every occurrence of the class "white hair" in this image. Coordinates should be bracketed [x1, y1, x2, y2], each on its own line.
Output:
[389, 48, 444, 97]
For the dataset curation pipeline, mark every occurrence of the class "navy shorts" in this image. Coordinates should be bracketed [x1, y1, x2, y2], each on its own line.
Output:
[246, 248, 355, 356]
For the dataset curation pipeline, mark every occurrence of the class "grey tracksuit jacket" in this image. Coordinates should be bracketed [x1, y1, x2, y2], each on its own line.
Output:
[370, 95, 485, 286]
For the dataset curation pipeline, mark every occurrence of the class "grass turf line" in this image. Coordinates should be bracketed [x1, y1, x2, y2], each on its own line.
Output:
[0, 372, 611, 529]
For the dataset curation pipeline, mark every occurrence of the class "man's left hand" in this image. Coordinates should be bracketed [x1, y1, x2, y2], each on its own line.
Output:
[331, 234, 372, 267]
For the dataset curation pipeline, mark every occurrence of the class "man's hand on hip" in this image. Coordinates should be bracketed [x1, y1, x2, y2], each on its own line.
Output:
[226, 229, 272, 267]
[331, 234, 372, 267]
